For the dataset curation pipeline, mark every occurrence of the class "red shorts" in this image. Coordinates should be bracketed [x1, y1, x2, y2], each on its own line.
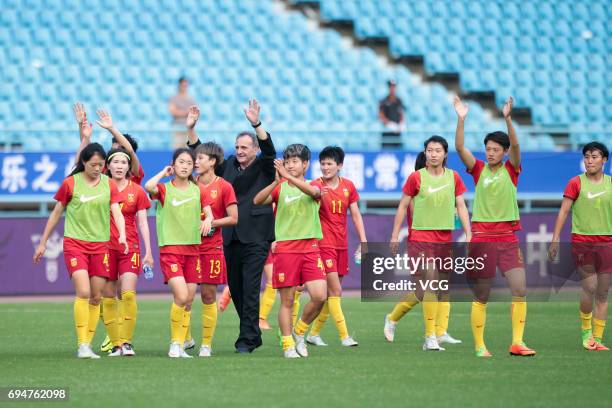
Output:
[272, 251, 326, 289]
[160, 253, 201, 284]
[64, 251, 110, 279]
[572, 242, 612, 274]
[108, 249, 140, 281]
[467, 234, 524, 279]
[319, 247, 349, 276]
[197, 252, 227, 285]
[264, 250, 274, 266]
[407, 241, 454, 276]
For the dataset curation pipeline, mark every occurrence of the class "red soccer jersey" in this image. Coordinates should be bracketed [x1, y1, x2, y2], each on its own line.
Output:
[151, 180, 211, 255]
[54, 175, 121, 253]
[198, 176, 237, 253]
[402, 169, 466, 242]
[311, 177, 359, 249]
[563, 175, 612, 242]
[110, 180, 151, 252]
[130, 163, 145, 185]
[468, 160, 522, 235]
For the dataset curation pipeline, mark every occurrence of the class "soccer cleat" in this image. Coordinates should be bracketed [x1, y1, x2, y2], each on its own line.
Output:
[582, 329, 596, 350]
[592, 341, 609, 351]
[508, 342, 536, 356]
[168, 342, 182, 358]
[437, 332, 462, 345]
[184, 338, 196, 350]
[306, 335, 328, 346]
[293, 330, 308, 357]
[77, 344, 101, 359]
[384, 314, 396, 342]
[100, 335, 112, 352]
[475, 346, 492, 358]
[121, 343, 135, 357]
[422, 335, 445, 351]
[218, 288, 232, 312]
[199, 345, 212, 357]
[341, 336, 359, 347]
[259, 318, 271, 330]
[283, 347, 300, 358]
[179, 348, 193, 358]
[108, 345, 122, 357]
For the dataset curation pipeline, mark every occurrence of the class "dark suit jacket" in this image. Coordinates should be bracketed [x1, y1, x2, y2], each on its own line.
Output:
[188, 134, 276, 244]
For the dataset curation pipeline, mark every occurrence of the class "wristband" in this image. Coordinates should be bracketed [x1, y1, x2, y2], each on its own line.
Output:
[251, 121, 262, 128]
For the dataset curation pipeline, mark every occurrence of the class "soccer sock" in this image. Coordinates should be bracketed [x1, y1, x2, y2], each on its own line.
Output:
[294, 319, 310, 336]
[185, 320, 192, 342]
[580, 311, 592, 331]
[329, 296, 349, 340]
[87, 303, 100, 344]
[281, 335, 295, 351]
[593, 319, 606, 342]
[511, 296, 527, 345]
[202, 302, 218, 347]
[259, 284, 277, 321]
[309, 301, 329, 336]
[292, 291, 301, 327]
[471, 301, 487, 351]
[120, 291, 137, 344]
[170, 303, 185, 344]
[435, 301, 451, 337]
[102, 297, 121, 347]
[183, 310, 192, 343]
[74, 298, 89, 346]
[117, 297, 125, 343]
[388, 293, 419, 322]
[422, 291, 438, 337]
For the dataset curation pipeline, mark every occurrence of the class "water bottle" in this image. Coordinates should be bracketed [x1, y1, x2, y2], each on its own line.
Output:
[354, 248, 362, 265]
[143, 264, 154, 280]
[207, 227, 216, 237]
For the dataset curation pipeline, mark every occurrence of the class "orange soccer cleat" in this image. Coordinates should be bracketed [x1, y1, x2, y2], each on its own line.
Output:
[508, 342, 536, 356]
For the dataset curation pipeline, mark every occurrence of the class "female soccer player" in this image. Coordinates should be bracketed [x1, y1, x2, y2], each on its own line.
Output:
[306, 146, 366, 347]
[454, 95, 535, 357]
[549, 142, 610, 351]
[144, 148, 213, 358]
[253, 145, 327, 358]
[33, 141, 127, 359]
[389, 136, 471, 351]
[101, 147, 153, 357]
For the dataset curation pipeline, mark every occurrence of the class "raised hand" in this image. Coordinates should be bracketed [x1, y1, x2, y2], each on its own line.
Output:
[453, 96, 469, 119]
[73, 102, 86, 124]
[185, 105, 200, 129]
[502, 96, 513, 118]
[95, 108, 114, 129]
[273, 159, 289, 179]
[80, 118, 93, 140]
[162, 166, 174, 177]
[244, 98, 261, 125]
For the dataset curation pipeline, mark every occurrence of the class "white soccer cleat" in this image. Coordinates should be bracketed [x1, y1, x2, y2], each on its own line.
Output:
[306, 334, 328, 346]
[121, 343, 135, 356]
[184, 338, 196, 350]
[341, 336, 359, 347]
[283, 347, 301, 358]
[168, 342, 182, 358]
[77, 343, 101, 359]
[108, 345, 123, 357]
[384, 315, 396, 342]
[422, 335, 445, 351]
[437, 332, 462, 345]
[179, 348, 193, 358]
[293, 331, 309, 357]
[199, 345, 212, 357]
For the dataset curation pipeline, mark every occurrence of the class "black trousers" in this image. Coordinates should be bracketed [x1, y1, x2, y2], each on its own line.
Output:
[224, 240, 270, 351]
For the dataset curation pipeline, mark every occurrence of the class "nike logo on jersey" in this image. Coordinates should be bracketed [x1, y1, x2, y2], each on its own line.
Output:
[284, 195, 301, 204]
[483, 176, 500, 187]
[587, 191, 606, 199]
[171, 197, 194, 206]
[79, 194, 103, 203]
[428, 184, 449, 194]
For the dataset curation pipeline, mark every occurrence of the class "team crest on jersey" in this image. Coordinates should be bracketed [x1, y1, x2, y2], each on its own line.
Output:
[326, 259, 333, 268]
[127, 193, 135, 203]
[70, 258, 78, 267]
[343, 188, 349, 197]
[210, 189, 218, 199]
[170, 264, 178, 273]
[278, 273, 285, 283]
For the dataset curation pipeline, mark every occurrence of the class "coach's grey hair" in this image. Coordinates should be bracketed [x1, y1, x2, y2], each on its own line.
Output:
[235, 131, 259, 149]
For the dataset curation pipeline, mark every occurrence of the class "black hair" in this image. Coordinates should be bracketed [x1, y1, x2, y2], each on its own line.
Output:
[70, 143, 106, 176]
[195, 142, 225, 168]
[582, 141, 609, 160]
[483, 131, 510, 150]
[171, 147, 197, 184]
[416, 135, 449, 168]
[178, 76, 188, 84]
[319, 145, 345, 165]
[112, 133, 138, 152]
[105, 147, 132, 179]
[283, 144, 311, 162]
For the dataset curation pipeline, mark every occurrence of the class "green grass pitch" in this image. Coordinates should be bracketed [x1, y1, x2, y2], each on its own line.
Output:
[1, 297, 610, 407]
